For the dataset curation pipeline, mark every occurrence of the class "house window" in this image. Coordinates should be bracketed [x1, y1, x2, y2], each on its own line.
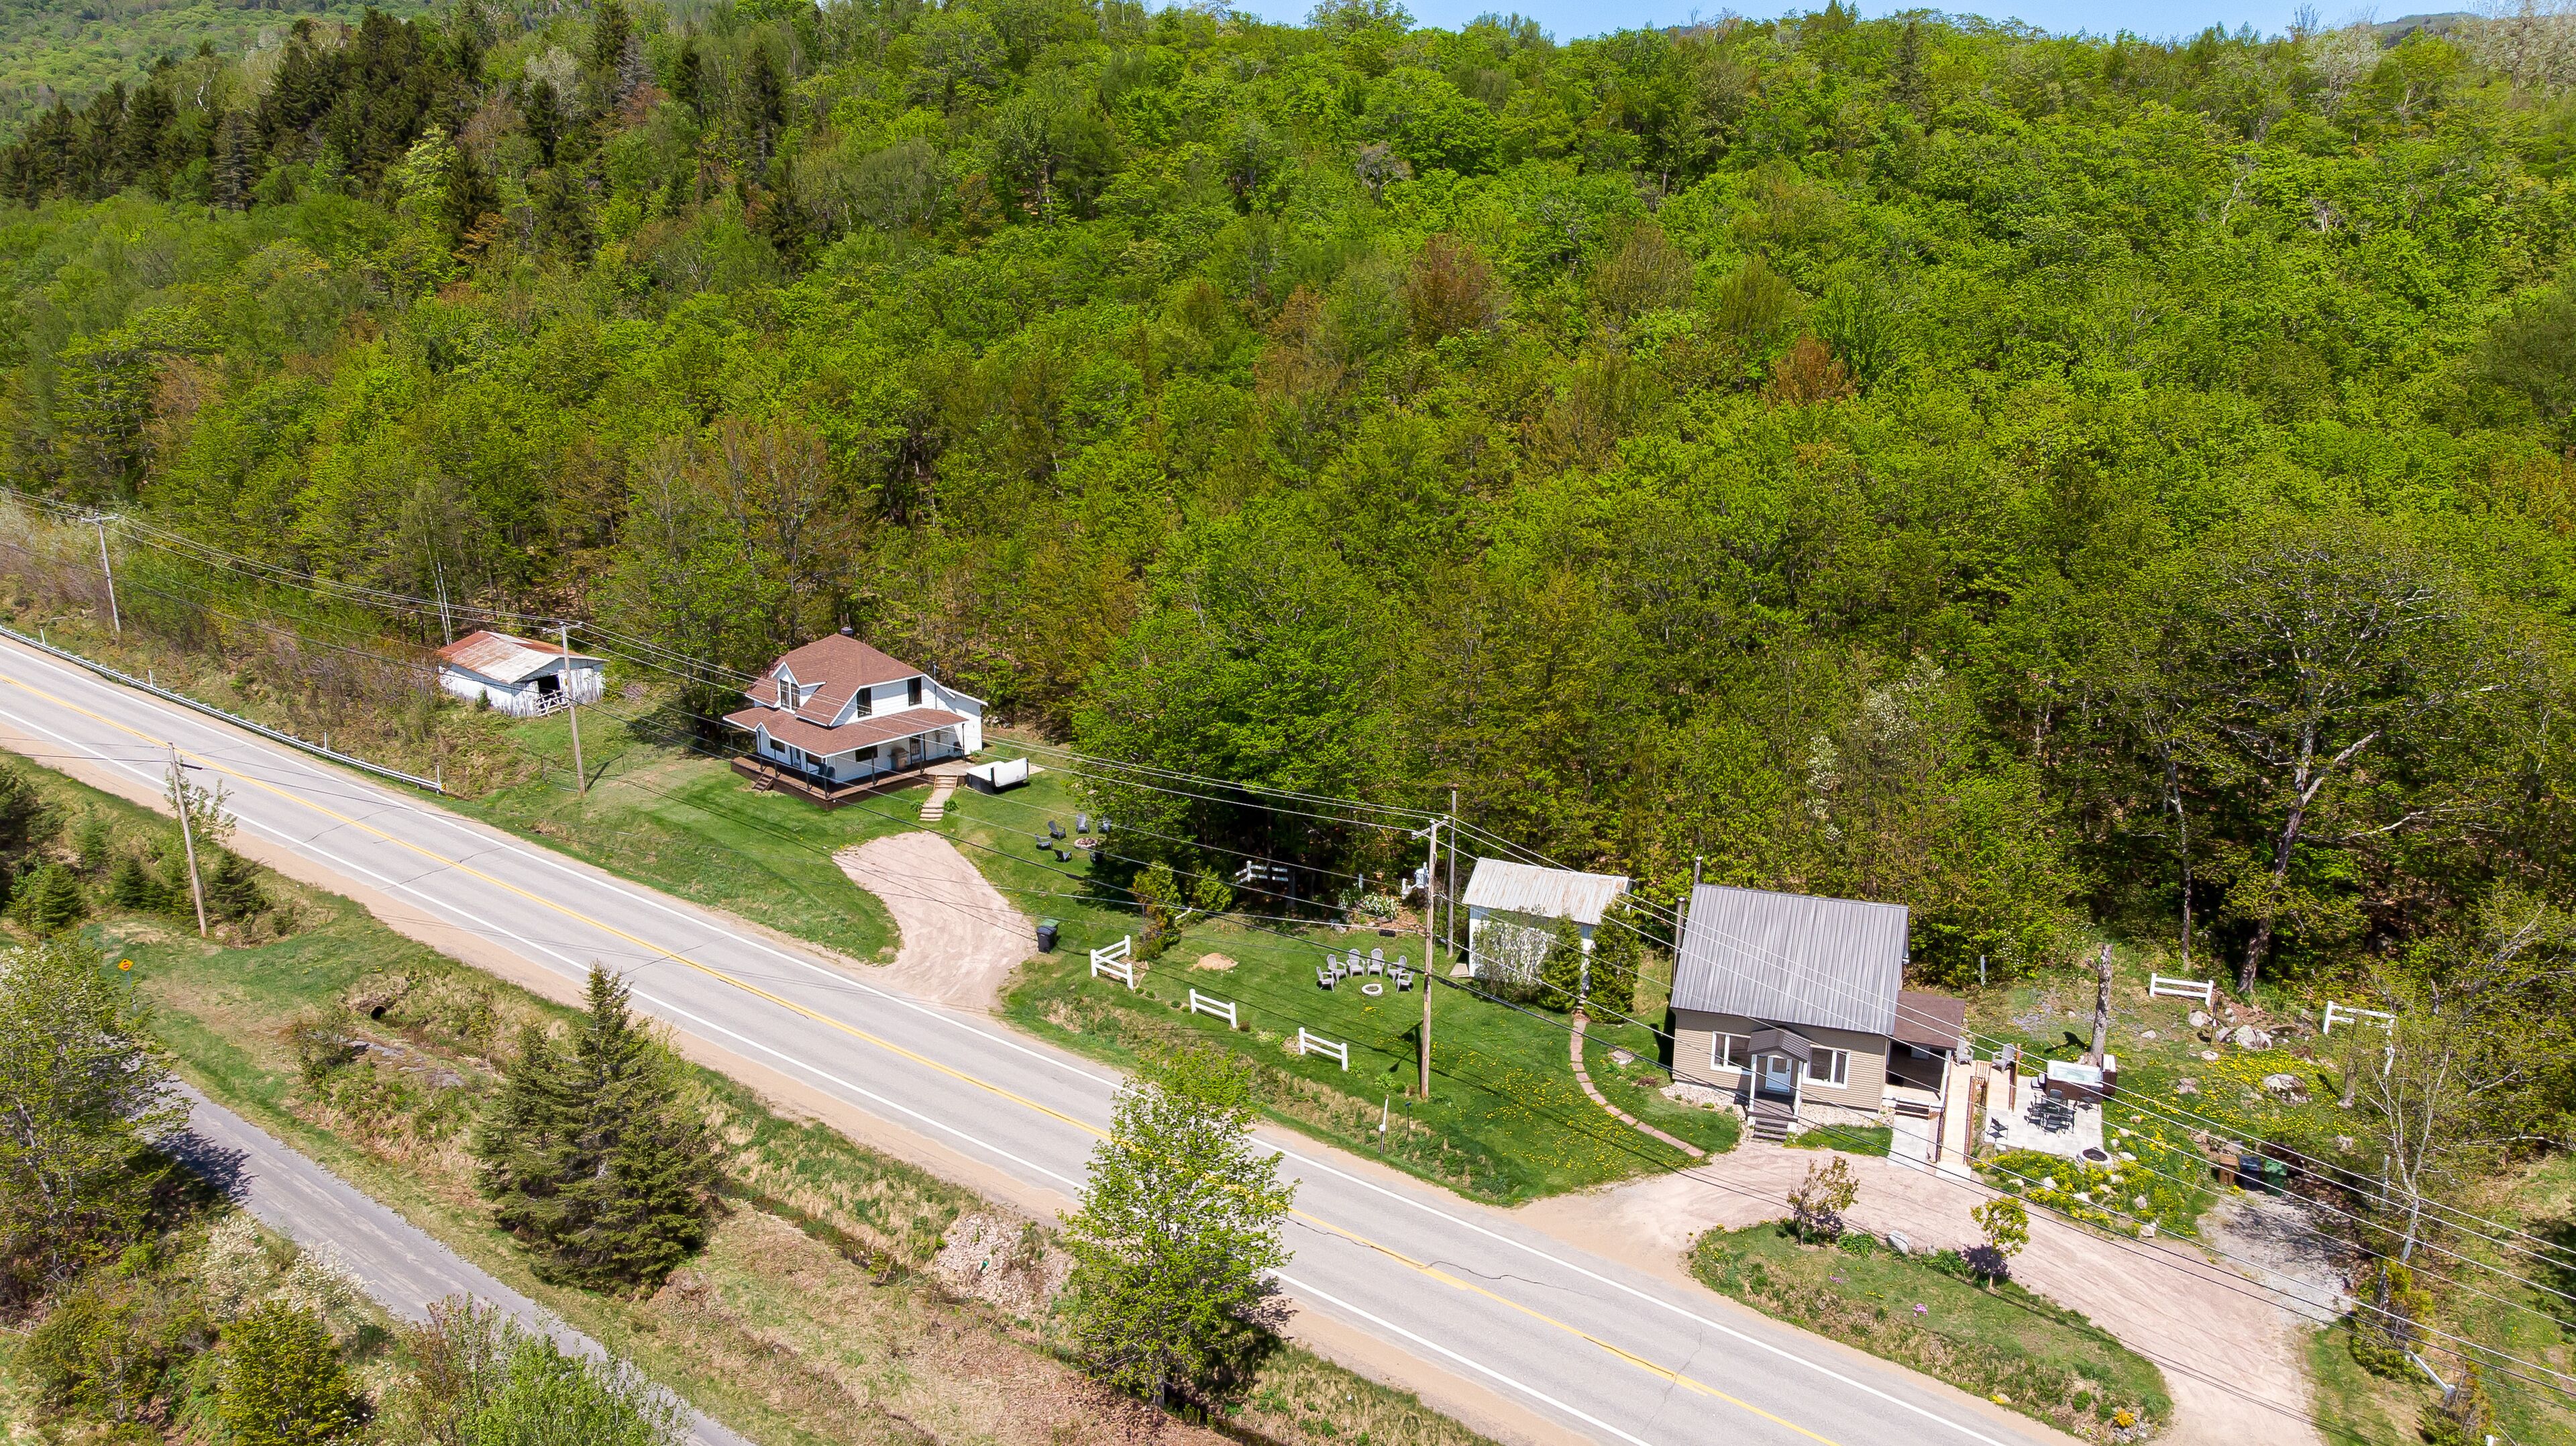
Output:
[776, 676, 792, 708]
[1811, 1048, 1849, 1088]
[781, 744, 805, 767]
[907, 676, 923, 706]
[854, 686, 873, 717]
[856, 745, 877, 761]
[1713, 1033, 1750, 1071]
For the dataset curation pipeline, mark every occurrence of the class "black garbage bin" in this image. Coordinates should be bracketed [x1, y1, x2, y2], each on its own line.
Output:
[1036, 920, 1060, 953]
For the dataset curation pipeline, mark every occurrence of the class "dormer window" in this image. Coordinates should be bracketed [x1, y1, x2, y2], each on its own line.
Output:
[907, 676, 923, 707]
[776, 674, 793, 708]
[854, 686, 872, 717]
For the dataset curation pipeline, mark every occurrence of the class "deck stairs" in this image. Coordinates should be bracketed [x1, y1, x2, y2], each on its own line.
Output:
[1748, 1098, 1797, 1145]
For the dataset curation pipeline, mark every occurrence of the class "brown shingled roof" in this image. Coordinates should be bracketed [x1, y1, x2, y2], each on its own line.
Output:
[1892, 989, 1967, 1051]
[749, 633, 924, 721]
[724, 706, 965, 756]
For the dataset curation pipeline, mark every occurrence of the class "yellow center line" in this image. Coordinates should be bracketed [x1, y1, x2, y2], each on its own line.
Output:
[4, 664, 1846, 1446]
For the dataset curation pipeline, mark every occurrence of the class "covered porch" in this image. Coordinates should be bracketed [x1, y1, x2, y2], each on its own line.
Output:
[731, 753, 957, 810]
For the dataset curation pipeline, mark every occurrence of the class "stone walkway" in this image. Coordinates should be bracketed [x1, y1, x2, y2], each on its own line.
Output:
[1567, 1013, 1706, 1159]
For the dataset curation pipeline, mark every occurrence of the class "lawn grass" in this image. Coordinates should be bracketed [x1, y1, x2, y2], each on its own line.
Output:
[1689, 1224, 2171, 1443]
[943, 768, 1720, 1201]
[1788, 1125, 1892, 1155]
[4, 755, 1501, 1446]
[451, 711, 916, 962]
[2306, 1323, 2429, 1446]
[2454, 1152, 2576, 1446]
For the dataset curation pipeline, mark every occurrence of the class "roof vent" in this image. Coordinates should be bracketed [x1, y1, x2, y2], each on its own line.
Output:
[839, 625, 854, 637]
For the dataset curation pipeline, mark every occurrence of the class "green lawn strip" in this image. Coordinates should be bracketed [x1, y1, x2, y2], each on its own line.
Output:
[1786, 1125, 1892, 1156]
[2306, 1324, 2434, 1446]
[2456, 1153, 2576, 1445]
[1579, 1026, 1741, 1156]
[1689, 1225, 2170, 1443]
[448, 717, 912, 963]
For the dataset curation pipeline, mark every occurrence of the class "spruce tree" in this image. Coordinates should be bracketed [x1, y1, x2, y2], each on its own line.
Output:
[15, 863, 87, 935]
[219, 1300, 366, 1446]
[474, 968, 716, 1292]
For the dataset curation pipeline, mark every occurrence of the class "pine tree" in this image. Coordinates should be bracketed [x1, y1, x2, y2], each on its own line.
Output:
[211, 111, 256, 211]
[474, 968, 716, 1292]
[14, 864, 87, 935]
[219, 1301, 365, 1446]
[1893, 20, 1928, 115]
[673, 40, 705, 121]
[1536, 915, 1587, 1011]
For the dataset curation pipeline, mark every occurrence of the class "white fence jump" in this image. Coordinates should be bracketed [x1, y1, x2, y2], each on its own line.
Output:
[1296, 1028, 1349, 1070]
[2149, 973, 2216, 1008]
[2324, 1000, 2396, 1035]
[1089, 936, 1136, 989]
[1188, 990, 1239, 1029]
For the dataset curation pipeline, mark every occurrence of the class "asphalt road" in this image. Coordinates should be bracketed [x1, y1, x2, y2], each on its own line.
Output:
[0, 636, 2070, 1446]
[165, 1083, 753, 1446]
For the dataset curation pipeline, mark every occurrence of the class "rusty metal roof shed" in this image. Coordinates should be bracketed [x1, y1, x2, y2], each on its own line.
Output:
[1671, 884, 1909, 1037]
[434, 629, 600, 686]
[1460, 859, 1630, 926]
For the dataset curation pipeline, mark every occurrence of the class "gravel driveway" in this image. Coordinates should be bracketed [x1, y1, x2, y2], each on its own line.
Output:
[833, 831, 1035, 1010]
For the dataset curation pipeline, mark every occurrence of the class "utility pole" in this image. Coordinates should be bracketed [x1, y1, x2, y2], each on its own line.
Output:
[1419, 815, 1438, 1102]
[94, 515, 120, 637]
[559, 621, 586, 794]
[1444, 785, 1459, 966]
[168, 745, 207, 937]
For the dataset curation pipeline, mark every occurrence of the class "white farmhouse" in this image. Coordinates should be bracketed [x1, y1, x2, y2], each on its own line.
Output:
[434, 629, 604, 717]
[722, 628, 984, 803]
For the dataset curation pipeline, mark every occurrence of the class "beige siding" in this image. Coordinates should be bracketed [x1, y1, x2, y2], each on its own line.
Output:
[1672, 1009, 1888, 1111]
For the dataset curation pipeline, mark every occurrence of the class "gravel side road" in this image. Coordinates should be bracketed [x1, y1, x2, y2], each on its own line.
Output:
[165, 1083, 753, 1446]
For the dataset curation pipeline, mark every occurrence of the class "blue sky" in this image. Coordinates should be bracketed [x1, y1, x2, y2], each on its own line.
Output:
[1336, 0, 2337, 42]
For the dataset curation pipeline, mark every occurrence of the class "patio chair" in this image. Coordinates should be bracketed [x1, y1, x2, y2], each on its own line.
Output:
[1370, 947, 1385, 968]
[1368, 956, 1383, 976]
[1395, 968, 1413, 992]
[1034, 834, 1051, 849]
[1077, 812, 1091, 833]
[1053, 848, 1070, 862]
[1316, 966, 1333, 990]
[1049, 820, 1065, 839]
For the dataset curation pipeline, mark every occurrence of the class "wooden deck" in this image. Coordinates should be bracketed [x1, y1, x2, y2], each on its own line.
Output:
[731, 756, 951, 810]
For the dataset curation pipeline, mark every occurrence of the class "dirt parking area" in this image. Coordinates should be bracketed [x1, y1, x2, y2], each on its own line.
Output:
[834, 833, 1034, 1011]
[1520, 1143, 2322, 1446]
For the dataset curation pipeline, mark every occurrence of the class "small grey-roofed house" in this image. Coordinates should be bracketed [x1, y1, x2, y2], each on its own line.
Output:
[1460, 859, 1629, 980]
[1670, 884, 1959, 1132]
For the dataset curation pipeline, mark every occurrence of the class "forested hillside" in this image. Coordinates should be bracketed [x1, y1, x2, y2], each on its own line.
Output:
[3, 0, 2576, 1010]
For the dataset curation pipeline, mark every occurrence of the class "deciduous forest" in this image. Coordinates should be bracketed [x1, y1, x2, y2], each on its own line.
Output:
[3, 0, 2576, 1017]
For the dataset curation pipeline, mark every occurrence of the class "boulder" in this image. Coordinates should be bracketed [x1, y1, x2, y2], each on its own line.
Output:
[2138, 1029, 2158, 1040]
[2199, 1049, 2222, 1062]
[2262, 1073, 2310, 1102]
[2188, 1009, 2213, 1029]
[2231, 1024, 2266, 1048]
[2174, 1078, 2202, 1095]
[1888, 1231, 1913, 1257]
